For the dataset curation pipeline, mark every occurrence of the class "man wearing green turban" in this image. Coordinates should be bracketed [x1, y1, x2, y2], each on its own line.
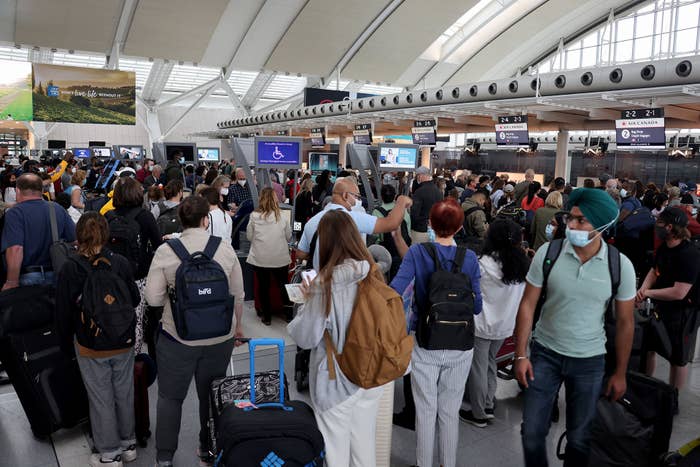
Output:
[513, 188, 638, 467]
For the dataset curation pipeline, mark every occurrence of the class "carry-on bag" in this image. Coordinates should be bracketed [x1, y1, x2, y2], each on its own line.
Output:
[213, 338, 324, 467]
[557, 371, 676, 467]
[0, 325, 88, 438]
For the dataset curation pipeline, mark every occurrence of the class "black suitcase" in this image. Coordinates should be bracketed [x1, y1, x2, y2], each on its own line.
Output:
[557, 371, 676, 467]
[0, 325, 89, 438]
[214, 338, 324, 467]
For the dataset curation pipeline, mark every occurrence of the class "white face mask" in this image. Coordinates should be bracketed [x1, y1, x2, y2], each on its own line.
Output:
[71, 167, 77, 174]
[136, 164, 142, 171]
[354, 198, 363, 209]
[619, 189, 628, 198]
[238, 179, 246, 186]
[148, 165, 154, 172]
[220, 187, 229, 196]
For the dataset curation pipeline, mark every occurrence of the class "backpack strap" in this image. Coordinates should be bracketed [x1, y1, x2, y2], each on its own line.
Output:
[452, 246, 467, 274]
[203, 236, 222, 260]
[48, 201, 59, 243]
[421, 242, 444, 272]
[605, 243, 621, 321]
[376, 206, 389, 217]
[306, 231, 319, 269]
[541, 238, 564, 291]
[464, 206, 483, 217]
[166, 238, 190, 262]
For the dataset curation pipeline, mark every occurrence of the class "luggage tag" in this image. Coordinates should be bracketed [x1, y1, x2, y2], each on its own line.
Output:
[233, 400, 258, 409]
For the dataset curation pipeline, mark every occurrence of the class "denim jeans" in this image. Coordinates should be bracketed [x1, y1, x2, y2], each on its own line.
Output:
[19, 271, 55, 287]
[521, 341, 605, 467]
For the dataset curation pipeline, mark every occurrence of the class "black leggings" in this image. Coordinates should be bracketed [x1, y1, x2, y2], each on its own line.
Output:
[253, 265, 290, 320]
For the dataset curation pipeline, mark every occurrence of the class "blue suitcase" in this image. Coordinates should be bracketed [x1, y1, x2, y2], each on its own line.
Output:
[213, 338, 324, 467]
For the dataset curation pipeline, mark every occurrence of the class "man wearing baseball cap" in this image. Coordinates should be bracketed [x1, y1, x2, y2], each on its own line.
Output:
[514, 188, 637, 467]
[636, 207, 700, 408]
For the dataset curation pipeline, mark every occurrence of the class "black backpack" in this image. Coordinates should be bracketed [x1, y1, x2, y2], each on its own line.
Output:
[167, 236, 234, 341]
[106, 209, 143, 277]
[376, 206, 412, 259]
[156, 202, 182, 236]
[75, 254, 136, 350]
[417, 243, 475, 351]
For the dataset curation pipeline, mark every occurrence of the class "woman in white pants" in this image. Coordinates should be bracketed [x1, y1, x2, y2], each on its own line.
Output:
[288, 210, 383, 467]
[390, 199, 483, 467]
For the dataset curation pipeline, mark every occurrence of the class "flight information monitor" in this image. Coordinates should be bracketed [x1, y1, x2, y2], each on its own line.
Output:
[91, 147, 113, 158]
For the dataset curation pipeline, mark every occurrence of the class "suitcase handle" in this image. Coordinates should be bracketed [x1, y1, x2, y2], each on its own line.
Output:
[241, 338, 293, 412]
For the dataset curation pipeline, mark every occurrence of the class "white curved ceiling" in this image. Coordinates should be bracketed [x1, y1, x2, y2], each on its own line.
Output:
[3, 0, 652, 101]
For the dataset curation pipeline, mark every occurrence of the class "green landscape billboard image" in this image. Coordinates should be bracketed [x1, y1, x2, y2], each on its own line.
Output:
[0, 59, 33, 121]
[32, 64, 135, 125]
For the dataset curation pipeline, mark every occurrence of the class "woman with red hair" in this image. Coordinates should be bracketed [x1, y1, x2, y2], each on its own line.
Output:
[390, 198, 483, 467]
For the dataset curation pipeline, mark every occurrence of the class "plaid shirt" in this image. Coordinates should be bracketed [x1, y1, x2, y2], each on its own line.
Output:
[228, 182, 252, 206]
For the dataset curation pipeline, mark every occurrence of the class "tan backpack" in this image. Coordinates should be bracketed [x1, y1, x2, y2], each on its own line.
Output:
[323, 263, 413, 389]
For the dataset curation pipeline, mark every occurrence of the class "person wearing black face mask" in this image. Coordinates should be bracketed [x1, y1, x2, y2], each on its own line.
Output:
[636, 207, 700, 408]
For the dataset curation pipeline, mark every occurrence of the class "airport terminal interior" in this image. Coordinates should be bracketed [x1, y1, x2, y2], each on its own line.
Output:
[1, 0, 700, 466]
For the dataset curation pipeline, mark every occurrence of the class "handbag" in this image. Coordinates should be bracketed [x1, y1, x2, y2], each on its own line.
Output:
[48, 201, 72, 274]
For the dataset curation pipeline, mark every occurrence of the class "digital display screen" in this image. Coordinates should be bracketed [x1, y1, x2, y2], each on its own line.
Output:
[165, 143, 195, 162]
[378, 144, 419, 170]
[73, 148, 91, 158]
[412, 127, 436, 145]
[197, 148, 220, 161]
[91, 147, 112, 158]
[256, 140, 301, 167]
[495, 115, 529, 147]
[309, 153, 339, 175]
[116, 146, 143, 160]
[615, 111, 666, 150]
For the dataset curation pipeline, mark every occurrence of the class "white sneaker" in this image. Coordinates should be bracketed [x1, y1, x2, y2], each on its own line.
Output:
[121, 444, 137, 463]
[89, 453, 123, 467]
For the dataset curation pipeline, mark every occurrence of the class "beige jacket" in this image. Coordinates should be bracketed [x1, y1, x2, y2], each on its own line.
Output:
[246, 210, 292, 268]
[144, 228, 245, 346]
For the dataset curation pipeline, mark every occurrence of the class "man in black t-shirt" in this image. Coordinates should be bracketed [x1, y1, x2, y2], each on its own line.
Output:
[636, 207, 700, 396]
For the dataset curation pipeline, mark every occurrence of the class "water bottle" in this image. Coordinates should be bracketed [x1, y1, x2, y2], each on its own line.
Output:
[642, 297, 653, 317]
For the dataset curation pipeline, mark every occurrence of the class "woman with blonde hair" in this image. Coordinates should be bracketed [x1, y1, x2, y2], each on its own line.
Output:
[531, 190, 563, 250]
[246, 187, 292, 325]
[65, 169, 87, 210]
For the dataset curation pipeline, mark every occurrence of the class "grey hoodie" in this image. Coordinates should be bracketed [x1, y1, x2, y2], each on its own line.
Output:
[287, 259, 370, 412]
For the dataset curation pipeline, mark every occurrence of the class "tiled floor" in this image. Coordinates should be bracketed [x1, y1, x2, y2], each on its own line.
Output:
[2, 302, 700, 466]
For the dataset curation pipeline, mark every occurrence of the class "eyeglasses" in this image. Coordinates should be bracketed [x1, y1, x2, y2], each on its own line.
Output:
[562, 213, 590, 227]
[345, 192, 362, 200]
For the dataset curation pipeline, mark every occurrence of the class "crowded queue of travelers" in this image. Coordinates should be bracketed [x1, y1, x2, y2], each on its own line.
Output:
[0, 150, 698, 467]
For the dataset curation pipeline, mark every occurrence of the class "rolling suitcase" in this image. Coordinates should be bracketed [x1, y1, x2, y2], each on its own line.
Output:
[214, 338, 324, 467]
[0, 325, 89, 438]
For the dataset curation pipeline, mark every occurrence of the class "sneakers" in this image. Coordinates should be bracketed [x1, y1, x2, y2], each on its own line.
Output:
[484, 407, 495, 420]
[459, 409, 488, 428]
[89, 454, 123, 467]
[121, 445, 137, 463]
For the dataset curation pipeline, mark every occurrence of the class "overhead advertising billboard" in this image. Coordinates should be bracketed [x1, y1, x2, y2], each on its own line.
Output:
[310, 127, 326, 147]
[495, 115, 529, 147]
[353, 123, 373, 145]
[32, 64, 136, 125]
[615, 108, 666, 151]
[0, 60, 32, 121]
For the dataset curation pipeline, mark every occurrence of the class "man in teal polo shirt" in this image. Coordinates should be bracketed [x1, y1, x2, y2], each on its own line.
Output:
[513, 188, 637, 467]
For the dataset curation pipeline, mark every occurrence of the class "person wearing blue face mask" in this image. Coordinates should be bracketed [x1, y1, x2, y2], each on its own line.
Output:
[513, 187, 637, 467]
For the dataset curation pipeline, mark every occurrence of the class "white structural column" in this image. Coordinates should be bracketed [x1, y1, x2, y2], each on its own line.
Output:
[555, 129, 571, 181]
[338, 136, 350, 167]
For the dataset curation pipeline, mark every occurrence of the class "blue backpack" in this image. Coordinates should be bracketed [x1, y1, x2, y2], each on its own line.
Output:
[167, 236, 234, 341]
